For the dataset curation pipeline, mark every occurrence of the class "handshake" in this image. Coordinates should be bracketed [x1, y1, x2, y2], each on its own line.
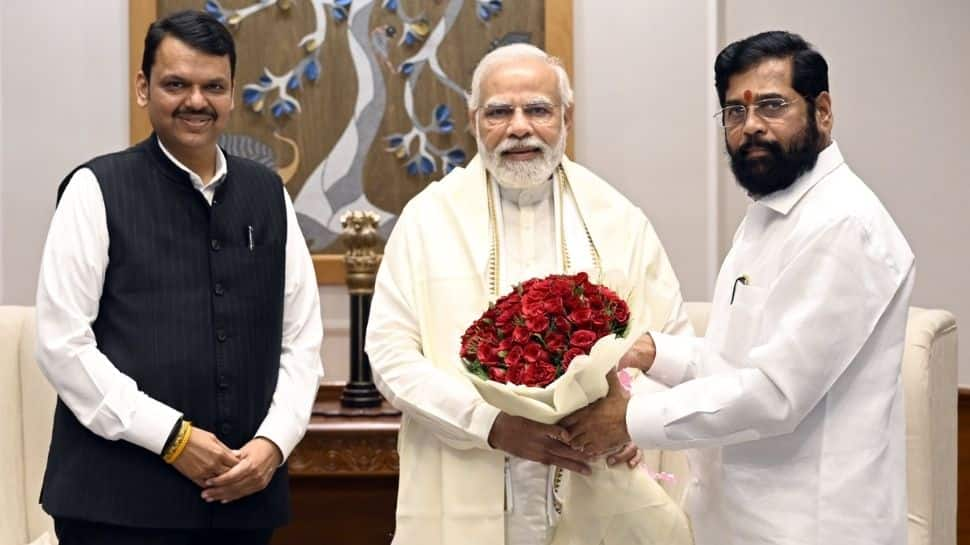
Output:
[487, 333, 658, 473]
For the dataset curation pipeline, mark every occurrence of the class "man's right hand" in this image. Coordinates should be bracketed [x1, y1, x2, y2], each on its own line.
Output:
[172, 427, 240, 487]
[488, 412, 592, 475]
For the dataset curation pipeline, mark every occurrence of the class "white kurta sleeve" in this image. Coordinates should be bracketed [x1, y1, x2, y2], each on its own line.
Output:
[366, 212, 500, 451]
[35, 168, 182, 455]
[254, 190, 324, 461]
[627, 216, 913, 450]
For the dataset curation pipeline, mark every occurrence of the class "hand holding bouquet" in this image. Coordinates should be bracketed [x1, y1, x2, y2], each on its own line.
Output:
[460, 272, 691, 545]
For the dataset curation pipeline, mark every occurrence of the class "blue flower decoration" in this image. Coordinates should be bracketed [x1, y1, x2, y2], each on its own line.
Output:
[259, 74, 272, 86]
[446, 148, 467, 164]
[304, 59, 321, 82]
[404, 155, 435, 176]
[383, 0, 398, 12]
[433, 104, 454, 134]
[332, 6, 348, 22]
[242, 88, 263, 106]
[476, 0, 502, 22]
[386, 134, 404, 149]
[444, 147, 467, 174]
[403, 31, 417, 46]
[204, 0, 226, 22]
[400, 62, 415, 76]
[419, 156, 435, 175]
[271, 99, 297, 118]
[287, 75, 300, 90]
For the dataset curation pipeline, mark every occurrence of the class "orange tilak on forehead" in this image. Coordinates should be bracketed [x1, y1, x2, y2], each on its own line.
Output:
[743, 89, 753, 103]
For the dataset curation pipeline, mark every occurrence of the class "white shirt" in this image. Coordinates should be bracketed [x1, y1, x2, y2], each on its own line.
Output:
[496, 177, 558, 545]
[627, 142, 915, 545]
[35, 140, 324, 460]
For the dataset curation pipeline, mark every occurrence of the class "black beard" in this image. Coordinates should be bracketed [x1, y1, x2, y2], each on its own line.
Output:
[728, 119, 821, 197]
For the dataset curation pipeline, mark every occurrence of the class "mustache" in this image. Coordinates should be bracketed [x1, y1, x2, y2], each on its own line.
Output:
[737, 137, 784, 158]
[174, 108, 217, 119]
[496, 136, 548, 154]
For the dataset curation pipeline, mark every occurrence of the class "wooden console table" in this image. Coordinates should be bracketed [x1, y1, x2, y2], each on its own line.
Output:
[272, 383, 401, 545]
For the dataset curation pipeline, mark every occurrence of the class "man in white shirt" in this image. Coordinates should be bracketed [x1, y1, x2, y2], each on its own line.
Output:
[365, 44, 692, 545]
[35, 10, 322, 544]
[563, 31, 914, 545]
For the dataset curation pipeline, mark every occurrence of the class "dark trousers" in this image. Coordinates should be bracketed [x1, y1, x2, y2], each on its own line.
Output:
[54, 518, 275, 545]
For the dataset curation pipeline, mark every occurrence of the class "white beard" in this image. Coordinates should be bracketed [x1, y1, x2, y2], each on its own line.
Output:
[477, 125, 566, 189]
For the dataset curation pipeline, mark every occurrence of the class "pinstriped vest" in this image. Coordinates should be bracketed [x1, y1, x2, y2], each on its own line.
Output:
[42, 134, 289, 529]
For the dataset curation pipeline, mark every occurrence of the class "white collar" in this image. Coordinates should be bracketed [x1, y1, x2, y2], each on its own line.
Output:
[754, 140, 845, 216]
[157, 137, 228, 191]
[496, 173, 555, 207]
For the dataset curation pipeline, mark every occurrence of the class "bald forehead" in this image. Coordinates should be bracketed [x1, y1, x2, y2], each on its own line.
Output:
[725, 57, 794, 103]
[480, 57, 559, 105]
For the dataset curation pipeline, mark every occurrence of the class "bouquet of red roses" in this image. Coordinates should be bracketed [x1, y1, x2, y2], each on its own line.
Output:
[461, 272, 631, 387]
[458, 271, 692, 545]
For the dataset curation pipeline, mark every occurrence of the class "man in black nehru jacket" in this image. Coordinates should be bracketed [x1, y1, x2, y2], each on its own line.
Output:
[35, 10, 323, 544]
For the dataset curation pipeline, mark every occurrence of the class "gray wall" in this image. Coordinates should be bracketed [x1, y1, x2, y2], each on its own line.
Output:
[718, 0, 970, 382]
[1, 1, 967, 384]
[1, 0, 129, 304]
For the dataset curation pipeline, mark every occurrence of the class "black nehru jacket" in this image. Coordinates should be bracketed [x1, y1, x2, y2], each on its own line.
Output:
[41, 134, 290, 529]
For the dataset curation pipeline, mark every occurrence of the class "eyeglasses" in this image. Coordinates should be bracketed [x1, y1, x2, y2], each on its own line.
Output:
[478, 101, 560, 128]
[713, 96, 803, 129]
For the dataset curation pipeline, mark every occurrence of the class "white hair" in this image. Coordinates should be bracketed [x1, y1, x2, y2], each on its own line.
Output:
[467, 43, 574, 110]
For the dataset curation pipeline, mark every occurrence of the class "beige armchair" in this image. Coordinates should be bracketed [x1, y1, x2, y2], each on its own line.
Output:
[648, 303, 957, 545]
[0, 306, 56, 545]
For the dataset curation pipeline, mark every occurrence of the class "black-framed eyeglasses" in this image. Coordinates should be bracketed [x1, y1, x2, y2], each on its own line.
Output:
[713, 96, 804, 129]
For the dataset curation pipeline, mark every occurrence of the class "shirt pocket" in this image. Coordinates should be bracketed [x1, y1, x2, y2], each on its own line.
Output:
[720, 283, 767, 364]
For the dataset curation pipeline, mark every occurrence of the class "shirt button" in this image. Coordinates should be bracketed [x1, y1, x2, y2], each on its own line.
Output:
[210, 239, 221, 251]
[216, 329, 227, 342]
[214, 283, 225, 296]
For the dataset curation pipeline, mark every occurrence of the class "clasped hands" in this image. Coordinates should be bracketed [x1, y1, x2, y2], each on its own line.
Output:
[488, 333, 657, 471]
[171, 428, 282, 504]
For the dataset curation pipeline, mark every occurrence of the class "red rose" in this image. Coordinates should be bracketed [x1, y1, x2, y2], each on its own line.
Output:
[487, 366, 508, 382]
[522, 301, 546, 318]
[507, 361, 525, 384]
[542, 297, 565, 314]
[523, 360, 557, 387]
[505, 345, 524, 366]
[591, 313, 609, 332]
[553, 316, 571, 332]
[613, 302, 630, 324]
[551, 279, 573, 297]
[496, 308, 518, 327]
[569, 329, 598, 350]
[512, 326, 531, 344]
[562, 347, 584, 369]
[568, 307, 593, 325]
[477, 343, 500, 365]
[497, 338, 515, 354]
[545, 332, 567, 353]
[574, 272, 589, 284]
[526, 315, 549, 333]
[523, 342, 546, 363]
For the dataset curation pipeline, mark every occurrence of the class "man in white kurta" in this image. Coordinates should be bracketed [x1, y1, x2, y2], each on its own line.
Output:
[564, 32, 914, 545]
[365, 45, 692, 545]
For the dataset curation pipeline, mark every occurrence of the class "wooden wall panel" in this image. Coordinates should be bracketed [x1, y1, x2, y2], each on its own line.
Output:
[959, 387, 970, 545]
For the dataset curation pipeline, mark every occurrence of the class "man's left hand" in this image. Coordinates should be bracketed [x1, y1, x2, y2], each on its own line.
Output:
[560, 371, 632, 456]
[201, 437, 282, 503]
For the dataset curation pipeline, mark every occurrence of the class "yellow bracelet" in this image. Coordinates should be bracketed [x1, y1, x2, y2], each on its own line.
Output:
[163, 420, 193, 464]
